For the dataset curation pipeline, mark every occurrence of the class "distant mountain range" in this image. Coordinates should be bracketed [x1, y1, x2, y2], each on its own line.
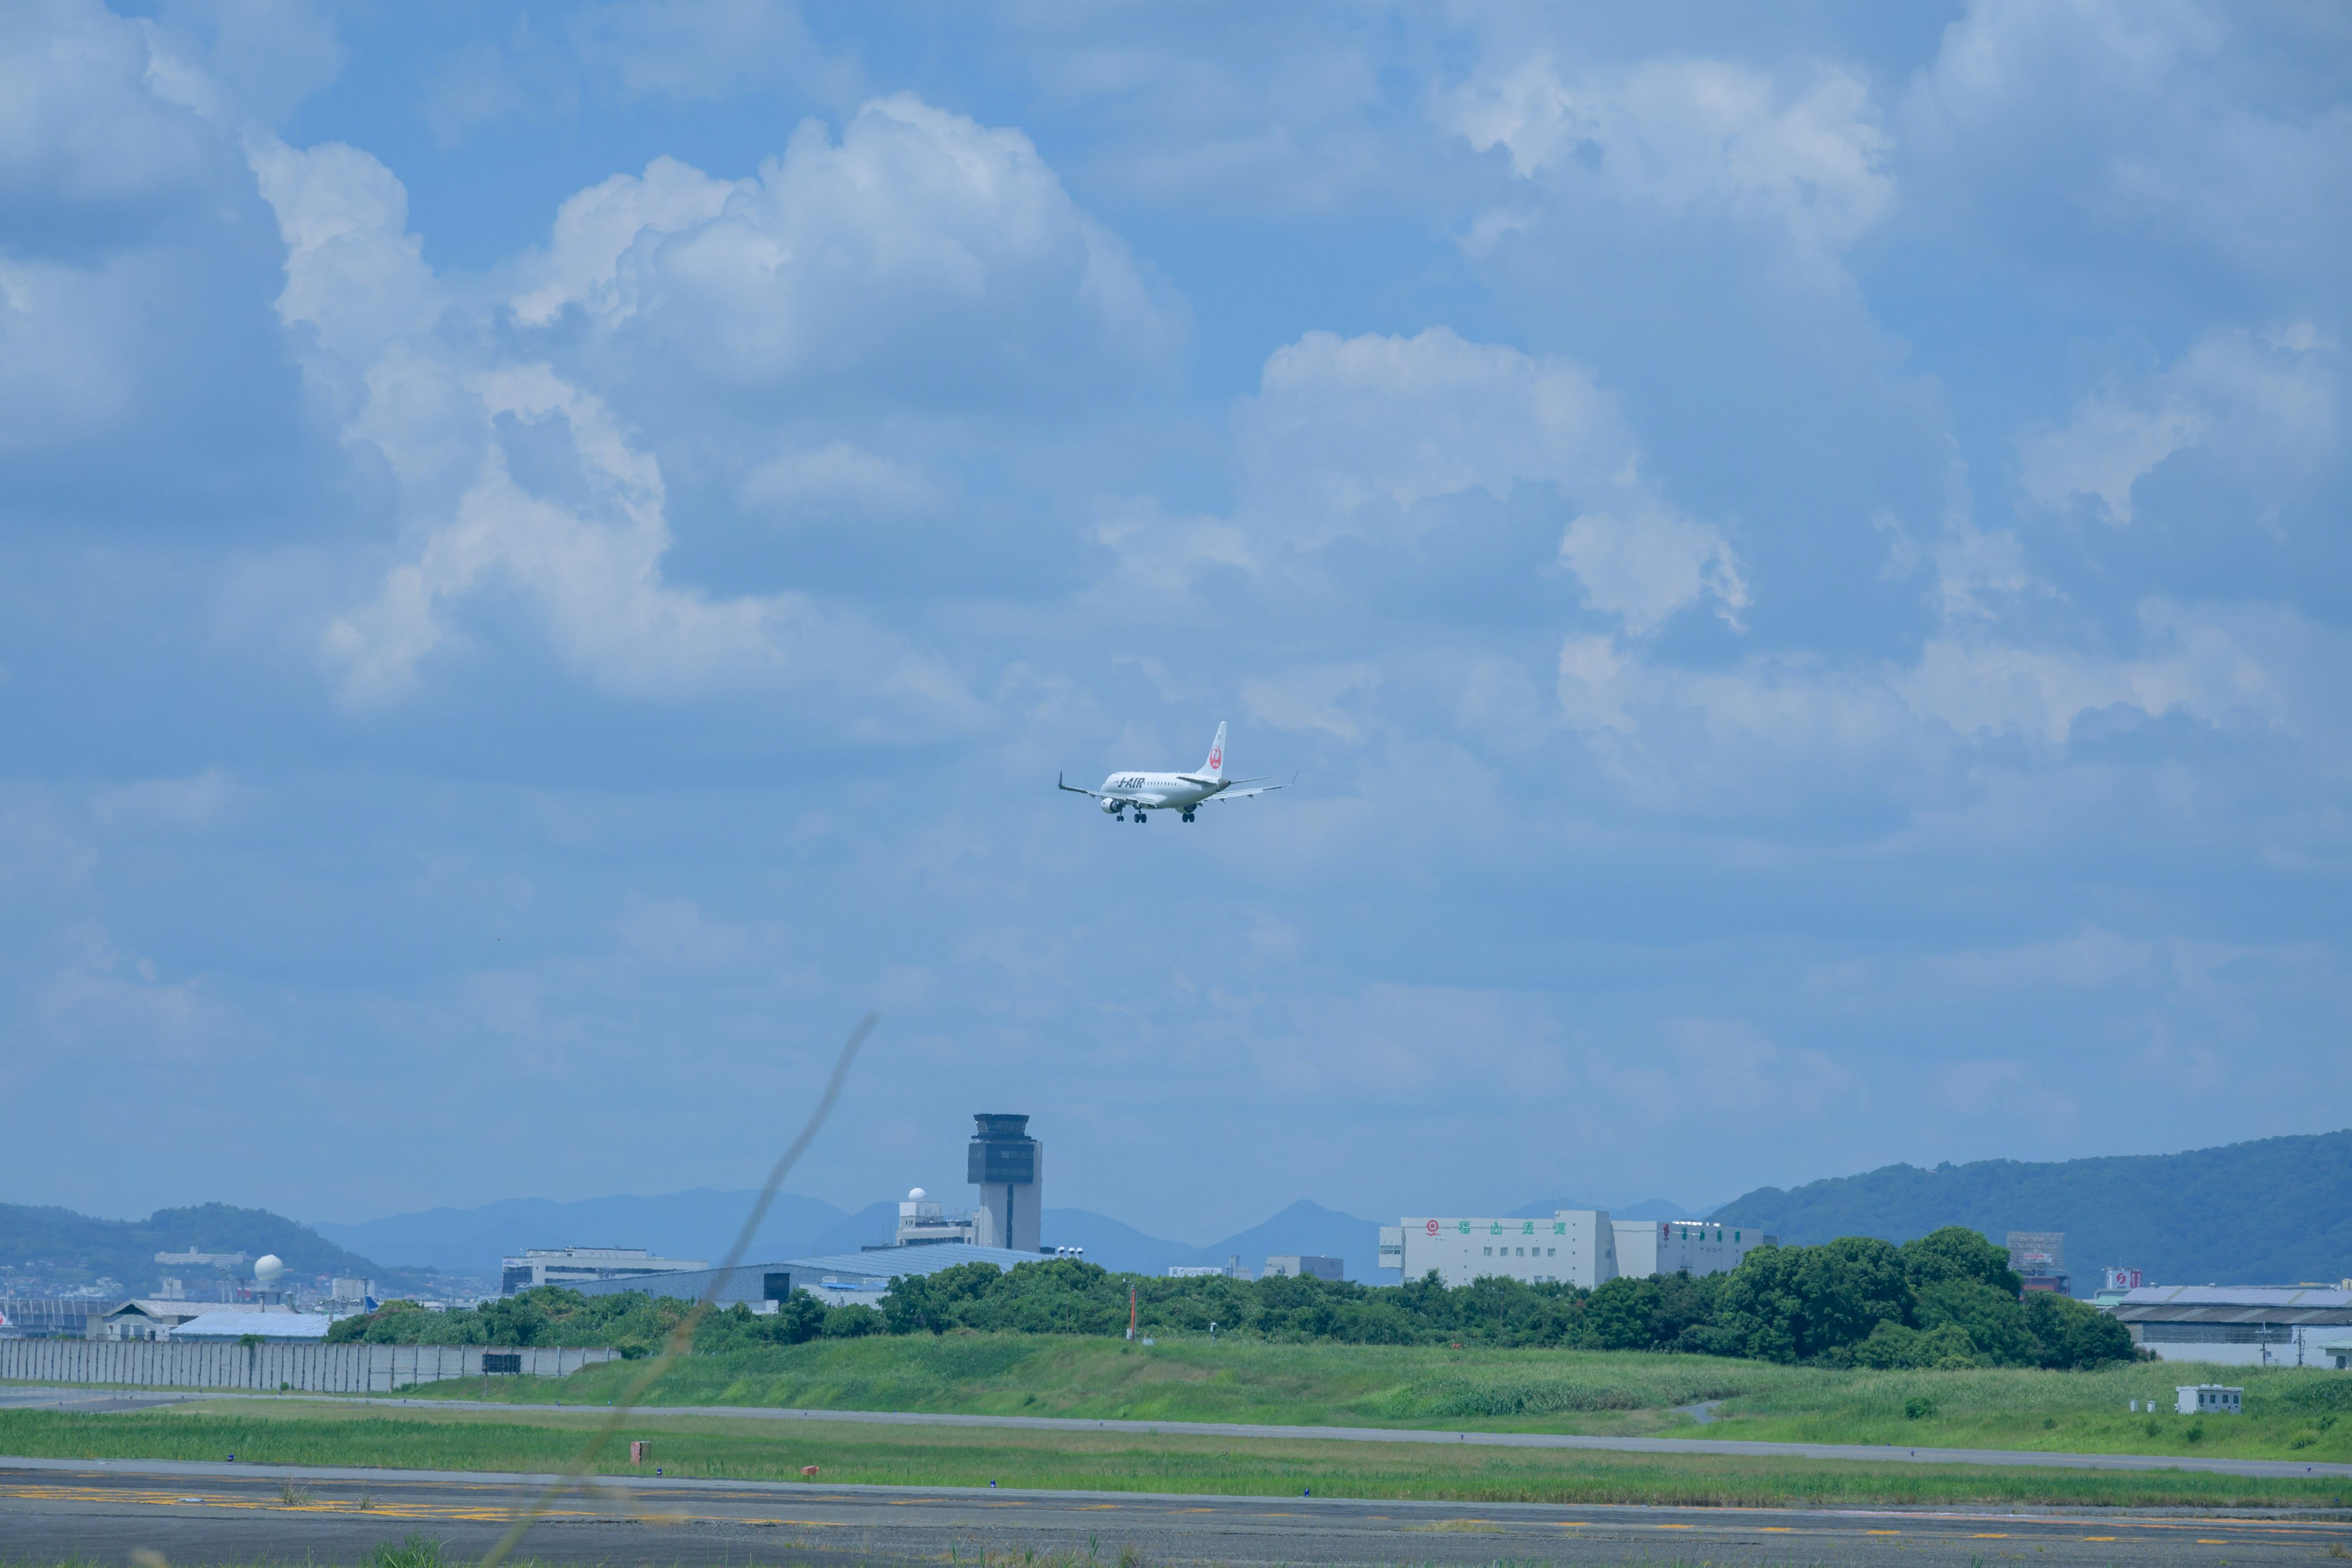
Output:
[312, 1190, 859, 1280]
[37, 1129, 2337, 1302]
[316, 1193, 1398, 1280]
[0, 1202, 428, 1297]
[1710, 1129, 2352, 1291]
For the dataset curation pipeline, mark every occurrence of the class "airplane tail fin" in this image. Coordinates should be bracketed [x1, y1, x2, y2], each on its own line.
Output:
[1202, 722, 1228, 782]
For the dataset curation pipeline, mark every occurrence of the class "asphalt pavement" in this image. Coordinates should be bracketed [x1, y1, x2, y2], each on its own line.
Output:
[4, 1456, 2348, 1567]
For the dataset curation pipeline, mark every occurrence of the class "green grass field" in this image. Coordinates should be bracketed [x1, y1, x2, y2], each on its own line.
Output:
[2, 1401, 2346, 1511]
[392, 1333, 2352, 1463]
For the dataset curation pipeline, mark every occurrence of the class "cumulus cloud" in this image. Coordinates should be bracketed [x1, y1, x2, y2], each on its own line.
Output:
[516, 96, 1181, 405]
[250, 138, 443, 369]
[739, 441, 944, 519]
[1243, 328, 1628, 526]
[0, 2, 288, 456]
[508, 155, 739, 327]
[244, 133, 979, 720]
[1237, 327, 1747, 636]
[1559, 510, 1748, 636]
[1904, 0, 2352, 313]
[1447, 54, 1894, 258]
[2018, 325, 2337, 524]
[1556, 601, 2277, 799]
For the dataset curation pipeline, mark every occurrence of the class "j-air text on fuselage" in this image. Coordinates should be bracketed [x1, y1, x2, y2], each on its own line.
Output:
[1057, 722, 1285, 824]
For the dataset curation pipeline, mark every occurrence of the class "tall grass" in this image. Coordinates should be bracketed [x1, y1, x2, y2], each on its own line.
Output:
[434, 1335, 1809, 1427]
[1, 1406, 2343, 1510]
[403, 1332, 2352, 1460]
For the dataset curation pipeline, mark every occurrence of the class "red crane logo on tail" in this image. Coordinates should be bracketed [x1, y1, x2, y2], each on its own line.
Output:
[1209, 745, 1221, 769]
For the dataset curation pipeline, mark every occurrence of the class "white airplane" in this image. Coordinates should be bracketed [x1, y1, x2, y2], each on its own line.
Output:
[1058, 722, 1283, 824]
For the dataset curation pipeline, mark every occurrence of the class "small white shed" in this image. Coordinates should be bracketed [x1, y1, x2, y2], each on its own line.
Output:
[2176, 1384, 2242, 1415]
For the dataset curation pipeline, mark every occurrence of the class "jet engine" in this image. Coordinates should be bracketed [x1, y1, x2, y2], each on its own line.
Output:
[1099, 797, 1123, 815]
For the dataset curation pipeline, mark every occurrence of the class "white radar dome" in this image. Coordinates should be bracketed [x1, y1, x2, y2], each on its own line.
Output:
[254, 1254, 285, 1284]
[908, 1187, 927, 1200]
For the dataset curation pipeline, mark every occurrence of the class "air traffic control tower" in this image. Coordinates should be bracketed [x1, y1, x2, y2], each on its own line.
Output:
[968, 1113, 1042, 1253]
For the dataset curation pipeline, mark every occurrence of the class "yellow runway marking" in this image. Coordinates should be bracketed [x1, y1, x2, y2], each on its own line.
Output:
[1759, 1526, 1792, 1531]
[2197, 1539, 2228, 1545]
[2085, 1536, 2117, 1540]
[1864, 1528, 1900, 1534]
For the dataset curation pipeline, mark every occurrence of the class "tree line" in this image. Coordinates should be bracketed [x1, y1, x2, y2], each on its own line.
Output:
[329, 1226, 2135, 1370]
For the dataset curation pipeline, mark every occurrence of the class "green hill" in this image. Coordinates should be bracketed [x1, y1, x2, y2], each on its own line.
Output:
[0, 1202, 419, 1297]
[1711, 1130, 2352, 1291]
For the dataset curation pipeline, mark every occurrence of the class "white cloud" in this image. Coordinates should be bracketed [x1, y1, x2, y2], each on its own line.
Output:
[243, 135, 981, 720]
[2018, 326, 2337, 524]
[740, 441, 944, 519]
[1557, 600, 2278, 798]
[1447, 55, 1894, 257]
[322, 361, 972, 713]
[1239, 327, 1746, 636]
[1904, 0, 2352, 311]
[1243, 328, 1629, 528]
[1560, 510, 1748, 636]
[0, 2, 217, 235]
[249, 138, 442, 368]
[540, 95, 1179, 401]
[1241, 663, 1381, 742]
[508, 155, 739, 327]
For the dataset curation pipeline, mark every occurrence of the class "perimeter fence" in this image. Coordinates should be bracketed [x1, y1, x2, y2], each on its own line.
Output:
[0, 1338, 612, 1392]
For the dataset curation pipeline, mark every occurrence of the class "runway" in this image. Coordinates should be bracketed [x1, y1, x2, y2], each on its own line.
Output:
[3, 1383, 2346, 1481]
[2, 1457, 2347, 1567]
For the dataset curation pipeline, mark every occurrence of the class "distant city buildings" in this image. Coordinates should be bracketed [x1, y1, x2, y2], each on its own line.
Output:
[1382, 1212, 1620, 1289]
[1262, 1256, 1343, 1281]
[1381, 1212, 1773, 1290]
[883, 1188, 983, 1248]
[1611, 1220, 1774, 1282]
[2105, 1285, 2352, 1366]
[500, 1247, 707, 1295]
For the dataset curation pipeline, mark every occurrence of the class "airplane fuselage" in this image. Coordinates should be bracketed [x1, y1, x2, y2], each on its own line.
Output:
[1060, 721, 1278, 822]
[1096, 772, 1226, 816]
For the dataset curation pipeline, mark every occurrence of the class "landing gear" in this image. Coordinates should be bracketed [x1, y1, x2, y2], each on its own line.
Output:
[1134, 811, 1148, 824]
[1182, 811, 1195, 823]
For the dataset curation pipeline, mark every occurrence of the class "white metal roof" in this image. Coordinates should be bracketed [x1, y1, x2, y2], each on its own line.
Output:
[777, 1243, 1061, 1282]
[2117, 1286, 2352, 1307]
[168, 1312, 334, 1340]
[107, 1300, 292, 1321]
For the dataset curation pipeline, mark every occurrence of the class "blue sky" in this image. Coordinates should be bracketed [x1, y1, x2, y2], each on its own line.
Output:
[4, 0, 2347, 1242]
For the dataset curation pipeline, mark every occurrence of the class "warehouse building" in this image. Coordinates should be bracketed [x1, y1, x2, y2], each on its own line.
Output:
[500, 1246, 707, 1295]
[570, 1242, 1053, 1309]
[2105, 1286, 2352, 1366]
[1610, 1219, 1775, 1280]
[1381, 1212, 1619, 1288]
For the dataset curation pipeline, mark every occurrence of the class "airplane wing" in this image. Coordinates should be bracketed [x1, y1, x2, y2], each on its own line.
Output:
[1058, 773, 1109, 799]
[1200, 782, 1283, 804]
